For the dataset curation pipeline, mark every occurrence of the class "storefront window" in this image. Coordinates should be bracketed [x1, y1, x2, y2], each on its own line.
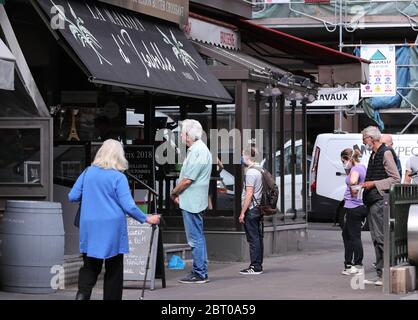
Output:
[0, 129, 40, 183]
[53, 143, 89, 187]
[212, 104, 235, 215]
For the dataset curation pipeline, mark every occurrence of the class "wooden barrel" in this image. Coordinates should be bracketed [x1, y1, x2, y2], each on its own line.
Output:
[0, 200, 64, 293]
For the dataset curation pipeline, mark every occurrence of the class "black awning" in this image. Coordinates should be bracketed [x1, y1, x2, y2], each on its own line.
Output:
[34, 0, 232, 102]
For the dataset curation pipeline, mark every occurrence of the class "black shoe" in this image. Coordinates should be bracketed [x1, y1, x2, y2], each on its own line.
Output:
[239, 266, 263, 275]
[178, 273, 209, 284]
[75, 291, 91, 300]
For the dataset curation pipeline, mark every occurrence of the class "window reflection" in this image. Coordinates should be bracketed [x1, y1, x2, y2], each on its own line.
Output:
[0, 129, 40, 183]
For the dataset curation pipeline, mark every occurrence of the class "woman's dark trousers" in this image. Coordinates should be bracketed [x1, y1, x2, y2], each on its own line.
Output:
[76, 253, 124, 300]
[342, 207, 366, 267]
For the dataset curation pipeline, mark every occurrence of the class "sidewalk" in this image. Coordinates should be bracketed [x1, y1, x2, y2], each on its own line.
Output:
[0, 224, 416, 300]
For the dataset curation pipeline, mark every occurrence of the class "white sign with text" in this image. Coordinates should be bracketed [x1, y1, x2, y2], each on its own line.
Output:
[360, 45, 396, 97]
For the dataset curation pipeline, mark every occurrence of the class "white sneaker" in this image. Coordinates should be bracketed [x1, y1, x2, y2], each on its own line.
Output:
[350, 266, 364, 274]
[341, 268, 352, 275]
[364, 276, 382, 286]
[375, 278, 383, 286]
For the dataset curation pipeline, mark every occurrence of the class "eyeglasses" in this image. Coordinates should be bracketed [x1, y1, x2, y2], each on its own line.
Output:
[362, 136, 371, 142]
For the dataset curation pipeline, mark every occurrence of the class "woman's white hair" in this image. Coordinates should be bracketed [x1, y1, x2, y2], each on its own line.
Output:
[361, 126, 381, 141]
[92, 139, 128, 171]
[181, 119, 203, 141]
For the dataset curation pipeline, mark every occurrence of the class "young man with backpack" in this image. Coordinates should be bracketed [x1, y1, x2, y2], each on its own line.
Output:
[239, 145, 263, 275]
[239, 145, 278, 275]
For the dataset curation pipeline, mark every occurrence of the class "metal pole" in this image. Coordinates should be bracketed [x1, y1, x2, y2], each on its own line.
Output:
[342, 43, 418, 48]
[271, 96, 278, 253]
[290, 100, 297, 219]
[339, 0, 343, 52]
[279, 96, 285, 221]
[268, 96, 273, 172]
[301, 100, 307, 218]
[383, 193, 391, 294]
[399, 114, 418, 134]
[140, 196, 158, 300]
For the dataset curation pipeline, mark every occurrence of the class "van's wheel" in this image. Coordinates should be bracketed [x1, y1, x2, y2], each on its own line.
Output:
[334, 201, 345, 229]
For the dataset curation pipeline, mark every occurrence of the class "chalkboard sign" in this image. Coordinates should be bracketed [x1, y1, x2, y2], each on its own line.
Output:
[124, 217, 159, 289]
[124, 145, 155, 187]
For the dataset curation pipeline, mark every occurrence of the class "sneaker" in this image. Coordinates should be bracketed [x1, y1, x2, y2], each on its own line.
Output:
[364, 276, 382, 286]
[178, 273, 209, 284]
[350, 265, 364, 275]
[341, 265, 352, 275]
[375, 278, 383, 286]
[341, 268, 352, 275]
[239, 266, 263, 275]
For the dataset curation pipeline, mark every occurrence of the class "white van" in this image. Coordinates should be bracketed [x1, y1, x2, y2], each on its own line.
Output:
[309, 133, 418, 221]
[262, 139, 311, 212]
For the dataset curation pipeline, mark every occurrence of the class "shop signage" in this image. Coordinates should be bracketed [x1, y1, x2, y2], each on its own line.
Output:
[307, 88, 360, 107]
[99, 0, 189, 26]
[36, 0, 231, 102]
[360, 45, 396, 97]
[124, 145, 155, 188]
[124, 217, 159, 287]
[185, 17, 240, 50]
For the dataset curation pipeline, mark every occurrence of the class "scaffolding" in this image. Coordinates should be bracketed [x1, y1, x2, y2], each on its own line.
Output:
[250, 0, 418, 132]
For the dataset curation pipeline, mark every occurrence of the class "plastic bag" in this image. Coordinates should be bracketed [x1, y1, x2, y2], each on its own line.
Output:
[167, 255, 185, 270]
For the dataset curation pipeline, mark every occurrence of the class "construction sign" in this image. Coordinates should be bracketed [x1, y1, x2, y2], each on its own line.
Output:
[360, 45, 396, 97]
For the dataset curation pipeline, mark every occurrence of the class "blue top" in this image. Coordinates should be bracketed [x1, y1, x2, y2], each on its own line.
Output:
[344, 164, 367, 209]
[68, 165, 147, 259]
[179, 139, 212, 213]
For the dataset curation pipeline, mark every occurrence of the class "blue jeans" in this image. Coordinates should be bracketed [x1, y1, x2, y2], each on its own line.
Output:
[244, 207, 263, 270]
[182, 210, 208, 279]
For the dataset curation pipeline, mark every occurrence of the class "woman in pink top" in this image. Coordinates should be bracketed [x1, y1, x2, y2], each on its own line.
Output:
[340, 148, 368, 276]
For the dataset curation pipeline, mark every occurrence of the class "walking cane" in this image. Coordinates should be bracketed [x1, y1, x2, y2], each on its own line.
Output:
[140, 191, 158, 300]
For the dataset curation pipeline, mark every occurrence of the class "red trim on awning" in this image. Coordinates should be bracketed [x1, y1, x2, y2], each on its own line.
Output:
[237, 19, 370, 66]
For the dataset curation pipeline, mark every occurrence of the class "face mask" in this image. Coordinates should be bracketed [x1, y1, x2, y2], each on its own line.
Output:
[343, 161, 352, 170]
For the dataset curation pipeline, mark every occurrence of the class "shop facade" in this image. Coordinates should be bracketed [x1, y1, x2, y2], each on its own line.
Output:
[0, 0, 368, 269]
[1, 0, 231, 260]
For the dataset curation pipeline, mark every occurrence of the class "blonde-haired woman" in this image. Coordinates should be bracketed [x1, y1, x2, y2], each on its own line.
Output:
[340, 148, 367, 276]
[68, 139, 160, 300]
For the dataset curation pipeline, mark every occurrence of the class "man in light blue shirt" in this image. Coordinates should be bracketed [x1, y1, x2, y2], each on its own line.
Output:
[170, 119, 212, 284]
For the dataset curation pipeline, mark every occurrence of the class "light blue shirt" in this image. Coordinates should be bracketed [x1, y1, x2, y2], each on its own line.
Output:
[68, 165, 147, 259]
[179, 139, 212, 213]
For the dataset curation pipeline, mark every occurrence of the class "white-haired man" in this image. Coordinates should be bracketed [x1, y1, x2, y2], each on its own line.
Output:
[170, 119, 212, 284]
[361, 126, 400, 286]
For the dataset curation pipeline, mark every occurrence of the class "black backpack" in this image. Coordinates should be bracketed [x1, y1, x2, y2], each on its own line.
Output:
[250, 166, 279, 216]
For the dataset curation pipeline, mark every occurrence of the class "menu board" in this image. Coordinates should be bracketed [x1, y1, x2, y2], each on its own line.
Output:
[123, 217, 159, 290]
